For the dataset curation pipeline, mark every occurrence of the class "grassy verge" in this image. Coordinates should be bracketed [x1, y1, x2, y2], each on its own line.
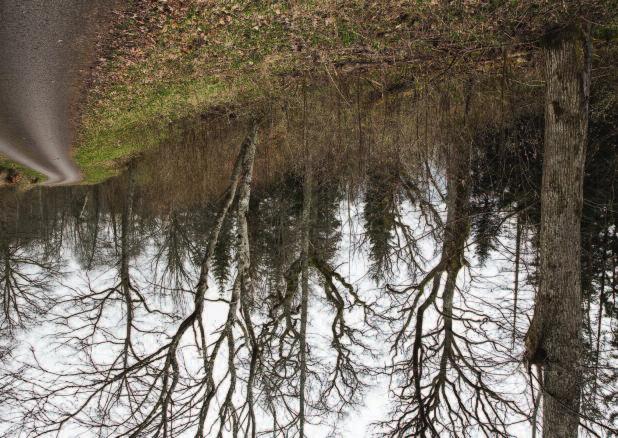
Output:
[7, 0, 615, 184]
[75, 0, 510, 183]
[76, 75, 260, 183]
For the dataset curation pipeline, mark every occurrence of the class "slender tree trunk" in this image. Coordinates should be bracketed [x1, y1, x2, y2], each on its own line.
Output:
[121, 165, 135, 367]
[299, 165, 312, 437]
[235, 120, 258, 438]
[592, 227, 608, 399]
[512, 213, 522, 348]
[299, 84, 312, 438]
[2, 241, 11, 325]
[87, 185, 101, 270]
[526, 24, 591, 438]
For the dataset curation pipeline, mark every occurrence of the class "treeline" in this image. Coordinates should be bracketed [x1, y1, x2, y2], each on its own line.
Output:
[1, 37, 618, 435]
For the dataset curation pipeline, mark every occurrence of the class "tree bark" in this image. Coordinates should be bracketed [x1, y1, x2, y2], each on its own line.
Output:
[525, 24, 591, 438]
[299, 82, 311, 438]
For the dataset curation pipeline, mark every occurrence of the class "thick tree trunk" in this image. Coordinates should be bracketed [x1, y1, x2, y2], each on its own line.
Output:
[526, 24, 591, 438]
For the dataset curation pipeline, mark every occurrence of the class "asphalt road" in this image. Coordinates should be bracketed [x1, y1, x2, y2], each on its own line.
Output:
[0, 0, 113, 184]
